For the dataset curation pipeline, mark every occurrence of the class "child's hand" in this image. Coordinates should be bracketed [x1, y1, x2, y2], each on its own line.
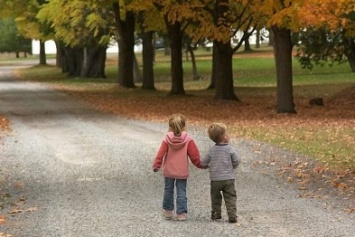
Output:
[198, 163, 209, 169]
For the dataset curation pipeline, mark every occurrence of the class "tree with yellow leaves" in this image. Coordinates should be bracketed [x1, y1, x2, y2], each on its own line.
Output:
[0, 0, 51, 65]
[37, 0, 113, 78]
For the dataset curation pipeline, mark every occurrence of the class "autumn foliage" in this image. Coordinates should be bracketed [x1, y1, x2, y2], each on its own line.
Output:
[299, 0, 355, 34]
[0, 116, 10, 133]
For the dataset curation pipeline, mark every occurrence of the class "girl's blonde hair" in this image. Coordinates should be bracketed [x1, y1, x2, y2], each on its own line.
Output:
[208, 123, 227, 143]
[169, 114, 186, 136]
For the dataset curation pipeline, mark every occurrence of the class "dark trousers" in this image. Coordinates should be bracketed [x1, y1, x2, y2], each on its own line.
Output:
[210, 179, 237, 218]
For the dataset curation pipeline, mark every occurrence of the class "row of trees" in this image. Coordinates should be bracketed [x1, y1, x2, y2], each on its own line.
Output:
[0, 18, 32, 57]
[0, 0, 354, 114]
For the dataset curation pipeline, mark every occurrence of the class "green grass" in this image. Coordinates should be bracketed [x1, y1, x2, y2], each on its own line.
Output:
[249, 125, 355, 168]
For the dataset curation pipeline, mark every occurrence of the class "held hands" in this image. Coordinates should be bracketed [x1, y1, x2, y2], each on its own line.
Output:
[198, 162, 209, 169]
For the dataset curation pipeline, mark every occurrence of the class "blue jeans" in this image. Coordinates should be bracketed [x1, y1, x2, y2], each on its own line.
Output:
[163, 178, 187, 214]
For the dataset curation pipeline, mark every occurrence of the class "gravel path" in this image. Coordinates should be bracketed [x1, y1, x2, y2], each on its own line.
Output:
[0, 65, 354, 237]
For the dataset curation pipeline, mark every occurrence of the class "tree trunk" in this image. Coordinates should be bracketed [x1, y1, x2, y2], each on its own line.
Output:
[346, 54, 355, 73]
[80, 46, 107, 78]
[137, 12, 155, 89]
[142, 31, 155, 90]
[60, 45, 68, 73]
[133, 53, 141, 83]
[164, 37, 170, 56]
[268, 29, 274, 47]
[207, 43, 217, 89]
[117, 38, 135, 87]
[345, 38, 355, 73]
[214, 41, 238, 100]
[244, 31, 252, 52]
[187, 45, 199, 80]
[55, 41, 63, 68]
[168, 21, 185, 95]
[272, 27, 296, 113]
[113, 3, 136, 88]
[39, 40, 47, 65]
[211, 0, 238, 100]
[90, 47, 106, 78]
[255, 29, 261, 48]
[62, 46, 83, 77]
[117, 14, 135, 87]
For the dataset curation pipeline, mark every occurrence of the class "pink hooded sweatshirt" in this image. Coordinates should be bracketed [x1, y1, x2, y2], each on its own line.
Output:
[153, 131, 202, 179]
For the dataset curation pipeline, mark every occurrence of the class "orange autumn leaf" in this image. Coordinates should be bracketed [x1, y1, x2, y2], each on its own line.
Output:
[8, 208, 23, 215]
[313, 165, 329, 174]
[344, 208, 355, 214]
[0, 233, 13, 237]
[0, 215, 6, 224]
[25, 207, 38, 212]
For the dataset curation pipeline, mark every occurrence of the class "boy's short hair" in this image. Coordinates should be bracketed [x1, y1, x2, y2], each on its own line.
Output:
[169, 114, 186, 136]
[208, 123, 227, 143]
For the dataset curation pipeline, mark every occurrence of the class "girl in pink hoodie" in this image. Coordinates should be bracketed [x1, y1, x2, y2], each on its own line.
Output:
[153, 114, 204, 221]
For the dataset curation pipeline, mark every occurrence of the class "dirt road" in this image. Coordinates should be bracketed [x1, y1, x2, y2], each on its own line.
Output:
[0, 65, 354, 237]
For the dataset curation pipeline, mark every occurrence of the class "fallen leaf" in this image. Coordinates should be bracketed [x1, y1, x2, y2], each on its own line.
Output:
[14, 182, 25, 189]
[0, 233, 13, 237]
[8, 208, 23, 215]
[296, 172, 303, 178]
[25, 207, 38, 212]
[313, 165, 329, 174]
[344, 208, 355, 214]
[0, 215, 5, 224]
[333, 182, 349, 190]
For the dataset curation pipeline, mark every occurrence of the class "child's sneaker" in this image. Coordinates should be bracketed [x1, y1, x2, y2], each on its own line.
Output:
[163, 210, 174, 220]
[176, 213, 187, 221]
[211, 212, 222, 220]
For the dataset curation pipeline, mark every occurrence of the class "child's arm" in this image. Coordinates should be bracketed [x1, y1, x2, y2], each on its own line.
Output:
[201, 153, 210, 169]
[153, 141, 168, 172]
[187, 140, 205, 169]
[230, 146, 241, 169]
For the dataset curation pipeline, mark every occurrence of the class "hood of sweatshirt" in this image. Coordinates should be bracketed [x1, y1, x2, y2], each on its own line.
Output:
[164, 131, 191, 150]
